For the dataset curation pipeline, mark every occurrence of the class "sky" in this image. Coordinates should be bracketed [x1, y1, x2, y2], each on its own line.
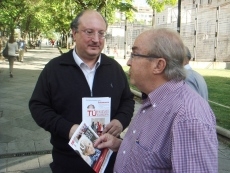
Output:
[133, 0, 148, 6]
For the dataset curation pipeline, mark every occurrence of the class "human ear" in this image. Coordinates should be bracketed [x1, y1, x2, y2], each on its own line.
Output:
[153, 58, 166, 74]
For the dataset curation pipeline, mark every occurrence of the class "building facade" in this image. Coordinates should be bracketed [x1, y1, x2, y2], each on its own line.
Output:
[107, 0, 230, 63]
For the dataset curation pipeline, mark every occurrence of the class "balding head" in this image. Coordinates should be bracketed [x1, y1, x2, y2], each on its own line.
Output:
[70, 9, 108, 31]
[136, 28, 186, 81]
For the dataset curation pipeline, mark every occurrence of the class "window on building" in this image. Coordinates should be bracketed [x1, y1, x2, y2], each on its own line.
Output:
[193, 0, 196, 8]
[200, 0, 203, 5]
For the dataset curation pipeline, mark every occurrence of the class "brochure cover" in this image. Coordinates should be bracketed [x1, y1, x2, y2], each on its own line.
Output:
[69, 121, 113, 173]
[82, 97, 111, 136]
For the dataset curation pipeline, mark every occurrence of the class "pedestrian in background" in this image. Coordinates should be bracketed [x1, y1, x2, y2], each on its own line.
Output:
[184, 46, 208, 101]
[113, 44, 118, 57]
[38, 39, 41, 49]
[0, 36, 3, 59]
[107, 45, 110, 54]
[18, 38, 26, 62]
[7, 35, 18, 78]
[94, 28, 218, 173]
[29, 9, 134, 173]
[50, 39, 55, 47]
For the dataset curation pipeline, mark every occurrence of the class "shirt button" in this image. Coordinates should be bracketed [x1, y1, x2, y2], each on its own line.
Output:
[142, 110, 145, 113]
[133, 130, 136, 134]
[123, 150, 126, 154]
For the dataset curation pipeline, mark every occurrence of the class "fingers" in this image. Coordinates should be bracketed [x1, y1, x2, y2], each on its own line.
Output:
[102, 119, 123, 137]
[94, 133, 122, 152]
[102, 125, 117, 136]
[69, 124, 79, 139]
[102, 122, 112, 134]
[108, 128, 121, 137]
[94, 133, 113, 149]
[94, 134, 109, 147]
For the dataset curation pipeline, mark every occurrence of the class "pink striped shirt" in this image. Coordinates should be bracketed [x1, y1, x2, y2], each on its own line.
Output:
[114, 80, 218, 173]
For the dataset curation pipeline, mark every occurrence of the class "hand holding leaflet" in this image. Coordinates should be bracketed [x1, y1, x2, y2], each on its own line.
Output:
[69, 121, 113, 173]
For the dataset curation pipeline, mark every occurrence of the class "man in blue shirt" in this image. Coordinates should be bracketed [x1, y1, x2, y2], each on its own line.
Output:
[184, 46, 208, 101]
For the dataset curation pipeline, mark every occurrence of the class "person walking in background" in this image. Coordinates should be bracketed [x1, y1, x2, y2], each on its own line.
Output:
[184, 46, 208, 101]
[94, 28, 218, 173]
[106, 45, 110, 54]
[18, 38, 26, 62]
[113, 44, 118, 57]
[50, 39, 55, 47]
[29, 9, 134, 173]
[38, 39, 41, 49]
[7, 35, 18, 78]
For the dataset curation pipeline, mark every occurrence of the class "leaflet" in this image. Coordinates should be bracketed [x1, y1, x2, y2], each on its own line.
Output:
[82, 97, 111, 136]
[69, 121, 113, 173]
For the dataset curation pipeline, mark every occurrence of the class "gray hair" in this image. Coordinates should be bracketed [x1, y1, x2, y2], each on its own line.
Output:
[185, 46, 192, 60]
[80, 137, 90, 155]
[148, 28, 186, 81]
[70, 9, 108, 31]
[80, 140, 87, 155]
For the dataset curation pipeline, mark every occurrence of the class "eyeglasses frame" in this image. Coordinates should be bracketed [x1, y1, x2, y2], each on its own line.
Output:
[76, 29, 107, 39]
[130, 52, 161, 59]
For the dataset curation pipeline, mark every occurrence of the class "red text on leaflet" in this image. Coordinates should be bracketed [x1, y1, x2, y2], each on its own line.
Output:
[87, 110, 109, 116]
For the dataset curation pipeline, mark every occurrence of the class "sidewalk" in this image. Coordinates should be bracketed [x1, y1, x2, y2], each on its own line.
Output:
[0, 46, 230, 173]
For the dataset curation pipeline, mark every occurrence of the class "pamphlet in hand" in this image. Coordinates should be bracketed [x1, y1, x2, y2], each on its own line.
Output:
[82, 97, 111, 136]
[69, 121, 113, 173]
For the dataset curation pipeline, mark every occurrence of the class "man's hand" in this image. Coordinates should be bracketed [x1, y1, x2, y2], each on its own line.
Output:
[69, 124, 79, 139]
[94, 133, 122, 152]
[102, 119, 123, 137]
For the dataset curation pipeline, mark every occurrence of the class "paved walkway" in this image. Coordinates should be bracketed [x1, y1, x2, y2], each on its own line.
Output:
[0, 46, 229, 173]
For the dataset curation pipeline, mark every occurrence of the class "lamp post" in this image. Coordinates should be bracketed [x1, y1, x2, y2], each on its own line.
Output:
[121, 12, 128, 59]
[124, 15, 127, 59]
[177, 0, 182, 34]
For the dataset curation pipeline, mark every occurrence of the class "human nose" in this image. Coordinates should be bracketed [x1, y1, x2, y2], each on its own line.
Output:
[91, 33, 100, 42]
[127, 58, 131, 66]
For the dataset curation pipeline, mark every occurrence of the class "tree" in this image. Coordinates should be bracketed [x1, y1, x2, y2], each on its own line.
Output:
[146, 0, 177, 27]
[0, 0, 29, 37]
[0, 0, 137, 48]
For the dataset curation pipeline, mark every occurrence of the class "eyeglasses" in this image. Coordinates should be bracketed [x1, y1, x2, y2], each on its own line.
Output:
[79, 29, 106, 39]
[130, 53, 160, 59]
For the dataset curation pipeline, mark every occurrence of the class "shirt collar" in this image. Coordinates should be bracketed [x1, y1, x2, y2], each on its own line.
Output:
[144, 80, 184, 107]
[72, 48, 101, 68]
[184, 64, 192, 70]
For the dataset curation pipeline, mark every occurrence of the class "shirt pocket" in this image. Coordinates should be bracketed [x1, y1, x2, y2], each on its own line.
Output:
[128, 142, 171, 172]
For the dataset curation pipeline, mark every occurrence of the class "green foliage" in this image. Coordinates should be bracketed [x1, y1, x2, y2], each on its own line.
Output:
[195, 69, 230, 130]
[0, 0, 137, 39]
[210, 102, 230, 130]
[146, 0, 177, 12]
[0, 0, 29, 36]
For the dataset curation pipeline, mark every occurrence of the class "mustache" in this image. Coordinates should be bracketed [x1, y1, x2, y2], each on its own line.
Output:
[89, 43, 99, 47]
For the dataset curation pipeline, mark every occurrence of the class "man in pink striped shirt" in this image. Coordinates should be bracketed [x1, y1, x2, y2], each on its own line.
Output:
[95, 28, 218, 173]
